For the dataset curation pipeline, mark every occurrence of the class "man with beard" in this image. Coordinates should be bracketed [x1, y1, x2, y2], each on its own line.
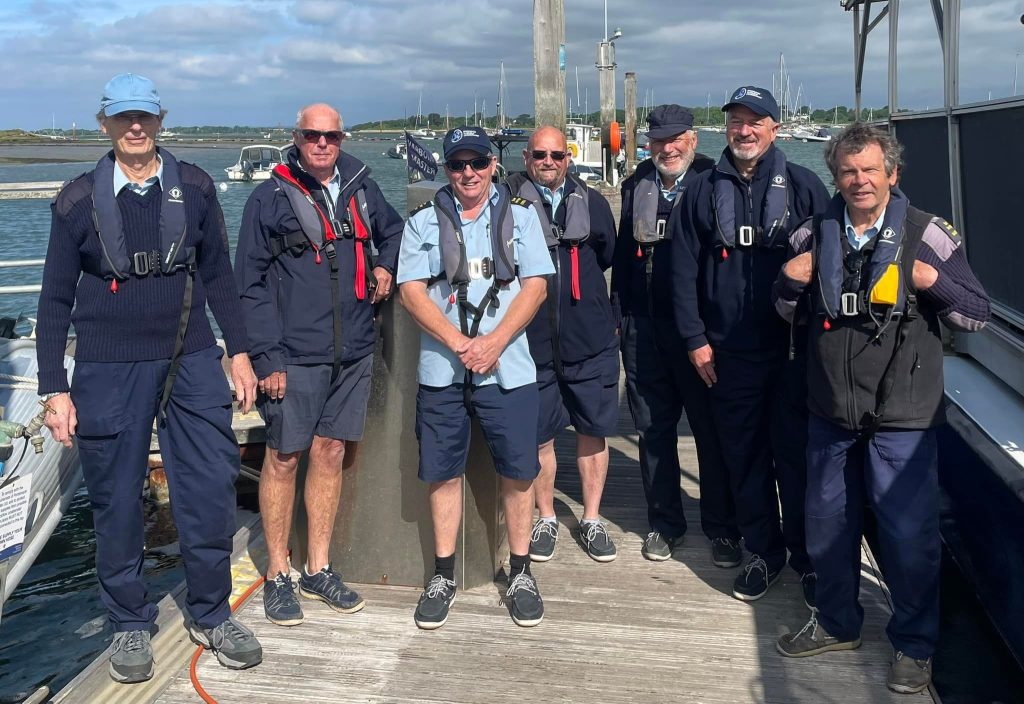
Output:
[672, 88, 829, 603]
[503, 126, 619, 563]
[613, 105, 739, 565]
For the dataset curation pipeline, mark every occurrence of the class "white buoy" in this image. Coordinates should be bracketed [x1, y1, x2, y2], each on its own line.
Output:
[218, 182, 228, 192]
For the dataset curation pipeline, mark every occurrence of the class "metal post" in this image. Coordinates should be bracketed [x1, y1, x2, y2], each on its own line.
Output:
[853, 3, 862, 117]
[533, 0, 566, 132]
[888, 0, 899, 114]
[624, 72, 637, 176]
[944, 0, 965, 239]
[597, 40, 616, 185]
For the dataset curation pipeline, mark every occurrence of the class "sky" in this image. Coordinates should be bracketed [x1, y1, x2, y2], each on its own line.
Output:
[1, 0, 1023, 130]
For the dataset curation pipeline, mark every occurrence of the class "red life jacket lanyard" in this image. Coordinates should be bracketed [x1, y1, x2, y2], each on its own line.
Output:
[347, 195, 371, 301]
[568, 243, 581, 301]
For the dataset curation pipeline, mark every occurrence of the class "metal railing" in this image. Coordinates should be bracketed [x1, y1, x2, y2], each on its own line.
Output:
[0, 260, 44, 295]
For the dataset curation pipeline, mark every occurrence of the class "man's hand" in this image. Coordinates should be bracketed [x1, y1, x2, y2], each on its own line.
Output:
[459, 332, 507, 375]
[782, 251, 813, 285]
[688, 344, 718, 387]
[259, 370, 287, 401]
[912, 260, 938, 291]
[371, 266, 393, 304]
[42, 392, 77, 448]
[230, 353, 258, 414]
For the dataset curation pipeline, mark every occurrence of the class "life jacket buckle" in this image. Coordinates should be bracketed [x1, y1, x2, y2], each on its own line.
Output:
[336, 219, 353, 238]
[324, 241, 337, 260]
[132, 250, 161, 277]
[841, 292, 860, 317]
[468, 257, 491, 280]
[655, 219, 667, 239]
[738, 225, 755, 247]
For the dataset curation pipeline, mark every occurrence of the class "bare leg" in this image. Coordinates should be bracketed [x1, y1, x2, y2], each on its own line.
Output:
[304, 436, 346, 573]
[429, 478, 463, 558]
[534, 439, 558, 518]
[502, 476, 536, 556]
[577, 434, 609, 521]
[260, 448, 302, 577]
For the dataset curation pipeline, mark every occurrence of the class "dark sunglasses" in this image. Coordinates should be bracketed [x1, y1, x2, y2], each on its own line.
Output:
[445, 156, 492, 172]
[529, 150, 567, 162]
[297, 129, 344, 144]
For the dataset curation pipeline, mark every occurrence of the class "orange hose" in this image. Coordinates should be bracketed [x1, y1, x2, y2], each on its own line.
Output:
[189, 574, 266, 704]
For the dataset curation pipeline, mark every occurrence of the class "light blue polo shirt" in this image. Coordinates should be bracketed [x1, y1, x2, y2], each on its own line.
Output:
[397, 185, 555, 389]
[844, 206, 886, 251]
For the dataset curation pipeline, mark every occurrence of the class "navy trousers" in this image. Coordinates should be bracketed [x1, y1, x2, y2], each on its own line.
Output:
[806, 414, 940, 659]
[708, 349, 810, 574]
[71, 346, 239, 631]
[621, 314, 738, 541]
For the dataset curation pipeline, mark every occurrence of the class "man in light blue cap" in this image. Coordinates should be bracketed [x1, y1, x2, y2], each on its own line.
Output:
[38, 72, 263, 683]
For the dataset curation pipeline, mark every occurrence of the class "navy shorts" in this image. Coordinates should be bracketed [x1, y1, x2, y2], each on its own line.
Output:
[537, 345, 619, 443]
[257, 355, 374, 454]
[416, 382, 540, 482]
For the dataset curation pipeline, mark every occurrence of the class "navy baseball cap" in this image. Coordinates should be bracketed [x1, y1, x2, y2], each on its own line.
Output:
[100, 73, 161, 117]
[443, 126, 492, 160]
[646, 105, 694, 140]
[722, 86, 779, 122]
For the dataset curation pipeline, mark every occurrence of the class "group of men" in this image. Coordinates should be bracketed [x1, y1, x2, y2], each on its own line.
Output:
[36, 73, 989, 695]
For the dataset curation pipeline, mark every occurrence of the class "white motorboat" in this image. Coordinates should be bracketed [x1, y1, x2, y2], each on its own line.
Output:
[386, 142, 408, 160]
[224, 144, 285, 182]
[0, 336, 82, 628]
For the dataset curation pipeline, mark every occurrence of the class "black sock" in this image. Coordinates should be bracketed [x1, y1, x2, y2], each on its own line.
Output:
[509, 552, 531, 577]
[434, 554, 455, 582]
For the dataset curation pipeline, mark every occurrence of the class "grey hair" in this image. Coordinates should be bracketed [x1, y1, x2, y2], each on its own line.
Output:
[294, 104, 344, 131]
[824, 122, 903, 179]
[95, 108, 168, 125]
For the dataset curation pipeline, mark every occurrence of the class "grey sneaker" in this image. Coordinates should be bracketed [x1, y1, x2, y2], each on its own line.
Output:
[108, 629, 154, 683]
[711, 537, 743, 568]
[529, 520, 559, 562]
[263, 572, 304, 626]
[887, 651, 932, 694]
[414, 574, 457, 630]
[580, 520, 617, 562]
[777, 614, 862, 658]
[298, 565, 365, 614]
[506, 571, 544, 627]
[187, 616, 263, 670]
[641, 531, 681, 561]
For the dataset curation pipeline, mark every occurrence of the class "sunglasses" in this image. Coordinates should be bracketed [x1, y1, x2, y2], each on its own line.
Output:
[297, 129, 344, 144]
[529, 150, 567, 162]
[445, 156, 492, 172]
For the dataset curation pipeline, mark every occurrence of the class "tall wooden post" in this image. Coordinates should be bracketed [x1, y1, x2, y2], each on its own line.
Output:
[533, 0, 566, 132]
[624, 72, 637, 176]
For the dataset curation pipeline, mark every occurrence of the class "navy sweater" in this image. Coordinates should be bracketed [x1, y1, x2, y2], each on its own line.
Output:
[524, 177, 618, 366]
[671, 146, 830, 354]
[612, 156, 715, 320]
[36, 162, 248, 394]
[234, 150, 404, 378]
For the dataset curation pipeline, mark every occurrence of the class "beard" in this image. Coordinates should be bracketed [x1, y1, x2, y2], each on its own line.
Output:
[654, 150, 695, 181]
[728, 140, 766, 163]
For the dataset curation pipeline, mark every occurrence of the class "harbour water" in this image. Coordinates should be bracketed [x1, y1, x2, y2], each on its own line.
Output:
[0, 133, 842, 700]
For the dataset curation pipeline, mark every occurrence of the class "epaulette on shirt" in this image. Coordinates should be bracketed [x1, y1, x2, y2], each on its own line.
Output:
[410, 200, 433, 216]
[510, 196, 531, 207]
[51, 171, 91, 214]
[932, 217, 962, 247]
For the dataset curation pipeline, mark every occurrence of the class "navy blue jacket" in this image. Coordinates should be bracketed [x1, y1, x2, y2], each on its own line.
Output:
[612, 155, 715, 320]
[522, 176, 618, 366]
[234, 149, 403, 378]
[671, 145, 829, 354]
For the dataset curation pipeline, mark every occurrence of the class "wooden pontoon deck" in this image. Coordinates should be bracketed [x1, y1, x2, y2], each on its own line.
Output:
[53, 380, 933, 704]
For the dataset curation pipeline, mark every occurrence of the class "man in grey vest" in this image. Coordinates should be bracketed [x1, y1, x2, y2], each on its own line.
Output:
[612, 105, 740, 565]
[505, 126, 620, 563]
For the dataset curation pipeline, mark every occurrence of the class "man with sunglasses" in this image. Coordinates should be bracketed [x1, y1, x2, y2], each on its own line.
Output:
[612, 105, 739, 566]
[397, 126, 554, 629]
[671, 87, 829, 604]
[37, 73, 262, 682]
[235, 103, 403, 627]
[502, 127, 619, 564]
[774, 124, 988, 694]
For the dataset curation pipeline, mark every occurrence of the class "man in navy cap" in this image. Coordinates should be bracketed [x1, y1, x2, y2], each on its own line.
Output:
[671, 87, 829, 603]
[235, 102, 403, 628]
[38, 73, 263, 682]
[397, 127, 554, 629]
[613, 105, 740, 565]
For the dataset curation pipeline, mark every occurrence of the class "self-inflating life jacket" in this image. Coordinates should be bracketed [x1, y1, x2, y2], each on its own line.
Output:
[270, 163, 376, 381]
[713, 148, 789, 251]
[89, 149, 196, 420]
[631, 166, 684, 245]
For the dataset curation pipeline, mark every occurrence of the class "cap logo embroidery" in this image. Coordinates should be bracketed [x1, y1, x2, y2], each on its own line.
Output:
[734, 88, 747, 99]
[745, 89, 763, 99]
[451, 129, 463, 143]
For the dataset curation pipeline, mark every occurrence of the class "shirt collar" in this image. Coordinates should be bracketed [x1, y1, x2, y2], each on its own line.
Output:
[113, 154, 163, 197]
[454, 184, 500, 214]
[843, 206, 886, 249]
[659, 170, 687, 201]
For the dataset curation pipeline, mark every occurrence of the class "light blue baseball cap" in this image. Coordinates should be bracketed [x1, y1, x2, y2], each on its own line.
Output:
[100, 73, 161, 117]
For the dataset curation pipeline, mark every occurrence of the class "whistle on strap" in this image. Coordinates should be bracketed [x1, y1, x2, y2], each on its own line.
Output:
[869, 263, 901, 306]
